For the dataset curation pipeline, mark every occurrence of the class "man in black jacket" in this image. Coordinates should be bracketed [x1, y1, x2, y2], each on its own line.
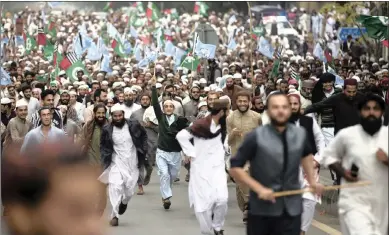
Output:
[99, 103, 148, 227]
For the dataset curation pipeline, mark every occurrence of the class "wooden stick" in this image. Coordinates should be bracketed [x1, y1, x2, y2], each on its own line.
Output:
[273, 181, 371, 198]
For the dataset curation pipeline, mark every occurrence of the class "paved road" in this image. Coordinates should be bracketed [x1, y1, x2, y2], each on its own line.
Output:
[103, 167, 341, 235]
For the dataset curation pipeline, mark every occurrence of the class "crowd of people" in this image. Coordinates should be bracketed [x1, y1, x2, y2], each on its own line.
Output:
[1, 2, 389, 235]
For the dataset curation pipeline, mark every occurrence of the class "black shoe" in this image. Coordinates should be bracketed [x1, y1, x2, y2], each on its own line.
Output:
[185, 174, 190, 182]
[214, 229, 224, 235]
[174, 178, 180, 182]
[118, 202, 127, 215]
[162, 198, 171, 210]
[110, 217, 119, 226]
[212, 213, 214, 220]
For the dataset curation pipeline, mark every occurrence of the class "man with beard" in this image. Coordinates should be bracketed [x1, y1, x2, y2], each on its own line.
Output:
[31, 89, 63, 129]
[21, 107, 66, 153]
[2, 143, 104, 235]
[50, 81, 61, 107]
[130, 93, 158, 194]
[230, 91, 323, 235]
[379, 77, 389, 105]
[80, 104, 107, 166]
[3, 99, 32, 153]
[305, 79, 364, 185]
[80, 104, 108, 215]
[251, 96, 265, 114]
[288, 94, 325, 235]
[321, 93, 388, 235]
[222, 76, 244, 110]
[227, 91, 262, 224]
[299, 80, 315, 112]
[19, 84, 40, 121]
[176, 99, 230, 235]
[183, 86, 201, 123]
[99, 103, 148, 226]
[122, 87, 141, 119]
[84, 89, 108, 123]
[58, 90, 70, 106]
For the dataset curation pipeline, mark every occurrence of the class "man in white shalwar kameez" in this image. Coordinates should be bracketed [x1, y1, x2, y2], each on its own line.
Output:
[99, 104, 148, 226]
[176, 99, 230, 235]
[322, 93, 388, 235]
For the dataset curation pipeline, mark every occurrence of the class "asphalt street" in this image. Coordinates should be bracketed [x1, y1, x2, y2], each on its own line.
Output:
[103, 167, 342, 235]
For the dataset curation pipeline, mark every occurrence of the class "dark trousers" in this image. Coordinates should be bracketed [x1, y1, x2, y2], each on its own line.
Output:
[247, 212, 301, 235]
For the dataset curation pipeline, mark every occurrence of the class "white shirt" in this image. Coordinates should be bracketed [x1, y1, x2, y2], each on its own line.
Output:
[322, 125, 388, 235]
[122, 103, 141, 119]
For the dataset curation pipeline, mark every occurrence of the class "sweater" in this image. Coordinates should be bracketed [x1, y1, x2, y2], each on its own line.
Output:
[152, 86, 189, 152]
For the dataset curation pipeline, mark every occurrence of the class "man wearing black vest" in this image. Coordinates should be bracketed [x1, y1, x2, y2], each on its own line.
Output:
[288, 93, 325, 235]
[229, 92, 324, 235]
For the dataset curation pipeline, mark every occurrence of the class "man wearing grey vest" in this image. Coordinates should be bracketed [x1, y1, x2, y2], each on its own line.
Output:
[230, 92, 323, 235]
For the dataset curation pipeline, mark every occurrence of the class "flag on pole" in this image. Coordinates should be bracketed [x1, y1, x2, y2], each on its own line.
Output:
[0, 66, 12, 86]
[37, 27, 47, 46]
[146, 2, 160, 21]
[66, 61, 88, 83]
[111, 38, 126, 57]
[357, 15, 388, 41]
[181, 55, 200, 71]
[24, 33, 37, 55]
[194, 1, 209, 16]
[103, 2, 113, 12]
[164, 8, 179, 19]
[257, 36, 274, 59]
[59, 51, 80, 70]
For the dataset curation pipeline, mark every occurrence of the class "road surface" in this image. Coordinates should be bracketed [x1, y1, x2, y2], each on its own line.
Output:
[104, 167, 342, 235]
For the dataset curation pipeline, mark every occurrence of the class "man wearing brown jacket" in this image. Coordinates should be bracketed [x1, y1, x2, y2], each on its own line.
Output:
[223, 75, 244, 110]
[226, 91, 261, 224]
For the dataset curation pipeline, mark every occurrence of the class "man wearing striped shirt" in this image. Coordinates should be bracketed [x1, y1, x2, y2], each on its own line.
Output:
[31, 89, 63, 129]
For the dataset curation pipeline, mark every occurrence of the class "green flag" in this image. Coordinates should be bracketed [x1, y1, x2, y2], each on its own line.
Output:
[194, 2, 209, 16]
[43, 41, 54, 61]
[146, 2, 161, 22]
[103, 2, 113, 12]
[357, 15, 389, 40]
[181, 55, 200, 71]
[36, 74, 48, 83]
[270, 59, 280, 79]
[66, 61, 89, 83]
[25, 34, 37, 55]
[112, 38, 126, 58]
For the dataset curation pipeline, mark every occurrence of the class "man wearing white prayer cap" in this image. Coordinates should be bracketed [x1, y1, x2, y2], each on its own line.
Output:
[98, 102, 148, 227]
[2, 99, 32, 153]
[122, 87, 141, 119]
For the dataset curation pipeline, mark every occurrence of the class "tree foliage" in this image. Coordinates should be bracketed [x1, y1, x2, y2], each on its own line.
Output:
[319, 2, 365, 26]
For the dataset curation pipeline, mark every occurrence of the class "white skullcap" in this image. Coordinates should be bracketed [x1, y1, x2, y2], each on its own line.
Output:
[276, 79, 282, 84]
[352, 75, 361, 82]
[112, 71, 119, 76]
[112, 82, 122, 89]
[124, 87, 134, 94]
[198, 101, 207, 109]
[101, 81, 109, 85]
[132, 85, 142, 92]
[157, 77, 164, 83]
[199, 78, 207, 84]
[15, 99, 28, 108]
[163, 99, 175, 107]
[112, 65, 120, 70]
[233, 73, 242, 79]
[58, 70, 66, 76]
[204, 87, 210, 92]
[1, 97, 11, 104]
[111, 103, 125, 113]
[156, 83, 162, 88]
[78, 85, 89, 90]
[215, 88, 223, 92]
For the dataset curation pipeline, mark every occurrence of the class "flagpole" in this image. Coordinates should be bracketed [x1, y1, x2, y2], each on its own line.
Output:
[247, 2, 255, 96]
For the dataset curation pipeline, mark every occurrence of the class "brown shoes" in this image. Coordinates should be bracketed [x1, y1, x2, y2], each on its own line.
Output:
[110, 217, 119, 226]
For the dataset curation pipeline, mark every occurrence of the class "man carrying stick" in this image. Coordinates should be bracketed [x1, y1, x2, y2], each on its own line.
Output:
[321, 92, 388, 235]
[229, 92, 323, 235]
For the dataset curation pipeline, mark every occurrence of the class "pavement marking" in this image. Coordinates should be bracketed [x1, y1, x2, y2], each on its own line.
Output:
[312, 219, 342, 235]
